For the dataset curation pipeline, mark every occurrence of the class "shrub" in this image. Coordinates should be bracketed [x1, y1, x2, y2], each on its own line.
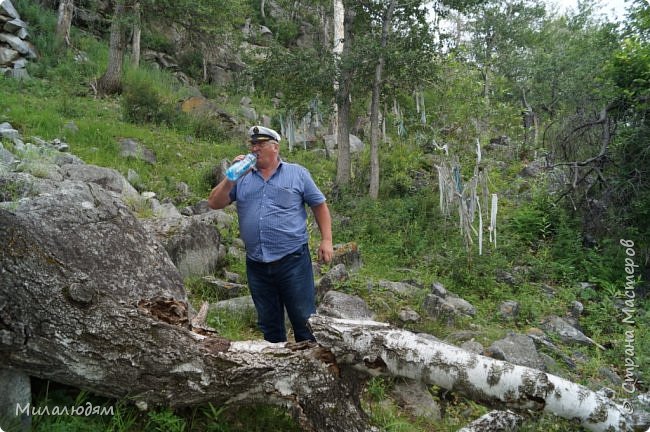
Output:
[121, 70, 177, 125]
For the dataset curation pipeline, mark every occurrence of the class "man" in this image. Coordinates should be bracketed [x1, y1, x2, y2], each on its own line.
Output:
[208, 125, 333, 343]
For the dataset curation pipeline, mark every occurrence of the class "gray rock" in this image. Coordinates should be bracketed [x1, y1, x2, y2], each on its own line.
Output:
[0, 143, 15, 165]
[445, 295, 476, 316]
[323, 133, 364, 154]
[239, 106, 257, 122]
[141, 214, 223, 278]
[460, 340, 484, 354]
[495, 269, 516, 286]
[192, 208, 234, 230]
[54, 153, 85, 167]
[4, 17, 26, 32]
[599, 367, 622, 386]
[377, 280, 420, 296]
[51, 138, 68, 152]
[0, 368, 31, 431]
[331, 242, 362, 271]
[17, 160, 63, 181]
[498, 300, 519, 320]
[12, 57, 27, 69]
[1, 178, 187, 302]
[227, 245, 244, 260]
[391, 380, 441, 421]
[0, 46, 18, 65]
[201, 275, 247, 300]
[430, 281, 447, 297]
[541, 315, 603, 348]
[60, 163, 139, 201]
[422, 294, 471, 325]
[317, 290, 374, 320]
[398, 308, 420, 323]
[119, 138, 157, 164]
[6, 66, 29, 80]
[486, 333, 545, 370]
[0, 33, 36, 58]
[16, 26, 28, 39]
[569, 300, 584, 318]
[223, 271, 240, 283]
[210, 296, 256, 316]
[0, 0, 20, 19]
[316, 263, 348, 299]
[0, 122, 20, 141]
[127, 169, 141, 188]
[446, 330, 481, 343]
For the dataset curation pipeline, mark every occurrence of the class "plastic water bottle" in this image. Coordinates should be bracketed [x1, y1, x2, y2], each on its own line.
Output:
[225, 153, 257, 181]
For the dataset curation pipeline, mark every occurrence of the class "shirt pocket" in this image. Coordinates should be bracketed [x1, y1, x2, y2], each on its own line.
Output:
[273, 185, 301, 210]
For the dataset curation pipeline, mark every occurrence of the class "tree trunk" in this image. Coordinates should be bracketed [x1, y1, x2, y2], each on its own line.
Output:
[131, 2, 141, 68]
[369, 0, 396, 199]
[456, 410, 523, 432]
[55, 0, 74, 47]
[97, 0, 127, 95]
[335, 4, 355, 188]
[0, 201, 376, 431]
[309, 316, 636, 432]
[331, 0, 344, 170]
[521, 89, 538, 148]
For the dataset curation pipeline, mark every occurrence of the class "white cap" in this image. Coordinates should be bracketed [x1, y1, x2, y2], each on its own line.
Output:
[248, 125, 281, 142]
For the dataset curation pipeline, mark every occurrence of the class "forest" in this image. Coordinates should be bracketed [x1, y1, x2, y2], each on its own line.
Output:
[0, 0, 649, 431]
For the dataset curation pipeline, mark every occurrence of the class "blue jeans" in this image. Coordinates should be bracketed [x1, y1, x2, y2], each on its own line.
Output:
[246, 244, 316, 343]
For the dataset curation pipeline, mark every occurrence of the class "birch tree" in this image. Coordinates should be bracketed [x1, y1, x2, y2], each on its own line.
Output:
[367, 0, 435, 198]
[310, 316, 638, 432]
[369, 0, 396, 199]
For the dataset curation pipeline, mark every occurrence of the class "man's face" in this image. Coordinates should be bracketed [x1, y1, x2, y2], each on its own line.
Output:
[249, 139, 278, 167]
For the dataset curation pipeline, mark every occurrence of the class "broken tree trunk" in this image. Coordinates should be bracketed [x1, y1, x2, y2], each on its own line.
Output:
[0, 178, 375, 432]
[308, 316, 635, 432]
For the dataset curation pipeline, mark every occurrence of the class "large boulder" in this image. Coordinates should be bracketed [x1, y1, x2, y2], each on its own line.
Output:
[141, 213, 226, 279]
[1, 177, 187, 302]
[317, 290, 374, 320]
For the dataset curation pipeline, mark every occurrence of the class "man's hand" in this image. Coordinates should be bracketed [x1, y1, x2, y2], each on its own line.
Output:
[317, 239, 333, 264]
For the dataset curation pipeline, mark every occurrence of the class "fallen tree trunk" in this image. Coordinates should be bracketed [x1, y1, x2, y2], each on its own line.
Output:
[456, 410, 523, 432]
[0, 184, 375, 432]
[309, 316, 635, 432]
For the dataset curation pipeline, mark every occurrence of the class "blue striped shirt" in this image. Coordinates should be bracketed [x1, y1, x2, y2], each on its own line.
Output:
[229, 160, 326, 262]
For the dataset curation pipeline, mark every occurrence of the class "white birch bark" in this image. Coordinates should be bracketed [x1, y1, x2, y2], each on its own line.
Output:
[309, 316, 635, 432]
[456, 409, 523, 432]
[331, 0, 344, 143]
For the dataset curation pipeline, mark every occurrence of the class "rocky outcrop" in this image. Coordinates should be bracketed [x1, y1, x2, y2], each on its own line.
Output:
[0, 122, 232, 286]
[0, 0, 36, 80]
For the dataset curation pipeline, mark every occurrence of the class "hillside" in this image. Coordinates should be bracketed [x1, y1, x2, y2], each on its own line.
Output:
[1, 0, 648, 431]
